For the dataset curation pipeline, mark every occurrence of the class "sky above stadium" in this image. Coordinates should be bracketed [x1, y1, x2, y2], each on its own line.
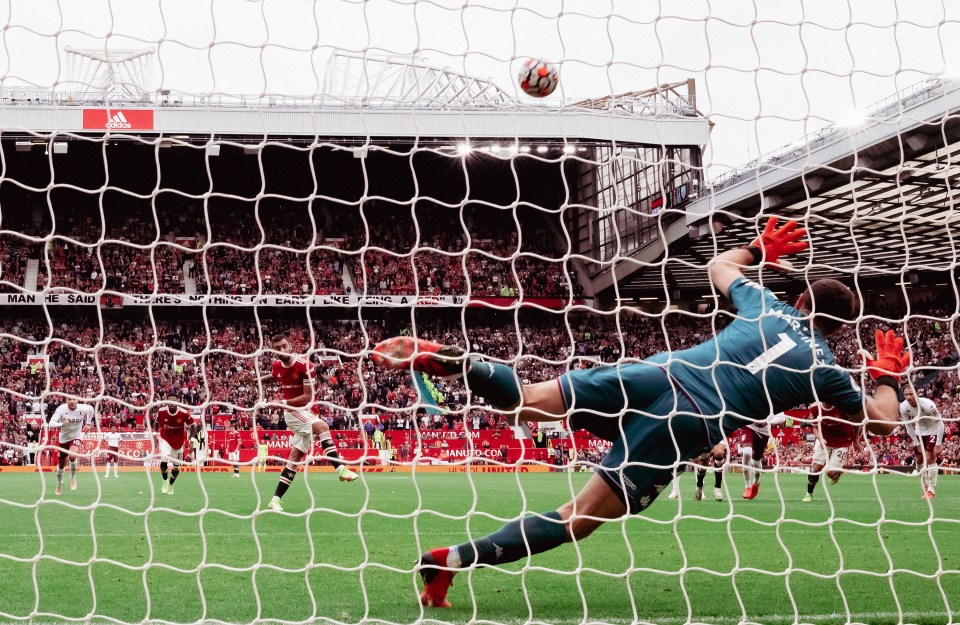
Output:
[3, 0, 958, 176]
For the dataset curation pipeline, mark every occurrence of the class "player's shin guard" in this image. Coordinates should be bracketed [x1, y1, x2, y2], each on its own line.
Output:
[714, 468, 723, 489]
[464, 361, 522, 410]
[273, 464, 298, 499]
[452, 511, 567, 568]
[160, 461, 169, 481]
[317, 434, 345, 470]
[169, 467, 180, 485]
[807, 473, 820, 494]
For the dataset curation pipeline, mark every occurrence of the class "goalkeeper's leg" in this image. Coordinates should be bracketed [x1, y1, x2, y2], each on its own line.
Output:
[373, 337, 525, 413]
[416, 406, 708, 608]
[419, 474, 625, 607]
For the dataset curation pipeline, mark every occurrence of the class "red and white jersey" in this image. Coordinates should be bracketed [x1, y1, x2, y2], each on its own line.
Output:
[899, 397, 943, 439]
[272, 358, 316, 402]
[49, 403, 95, 444]
[104, 432, 122, 449]
[155, 407, 194, 449]
[816, 404, 858, 448]
[226, 430, 242, 453]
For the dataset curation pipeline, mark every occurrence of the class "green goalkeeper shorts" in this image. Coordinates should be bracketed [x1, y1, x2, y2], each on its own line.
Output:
[559, 361, 715, 514]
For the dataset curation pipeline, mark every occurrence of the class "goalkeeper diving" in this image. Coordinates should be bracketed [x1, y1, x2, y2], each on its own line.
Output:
[370, 218, 909, 608]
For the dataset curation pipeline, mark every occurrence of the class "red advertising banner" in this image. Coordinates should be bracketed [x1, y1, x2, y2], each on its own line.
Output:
[82, 109, 155, 131]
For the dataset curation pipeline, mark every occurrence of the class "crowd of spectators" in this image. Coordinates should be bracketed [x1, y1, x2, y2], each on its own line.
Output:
[333, 202, 583, 298]
[0, 293, 956, 468]
[0, 202, 586, 301]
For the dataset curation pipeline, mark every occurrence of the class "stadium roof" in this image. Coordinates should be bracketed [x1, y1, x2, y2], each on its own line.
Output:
[0, 53, 710, 148]
[603, 76, 960, 302]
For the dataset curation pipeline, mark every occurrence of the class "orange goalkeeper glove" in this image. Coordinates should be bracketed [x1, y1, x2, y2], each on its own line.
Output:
[747, 217, 809, 272]
[860, 329, 910, 384]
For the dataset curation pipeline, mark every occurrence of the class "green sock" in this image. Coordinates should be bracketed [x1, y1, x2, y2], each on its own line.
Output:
[465, 361, 522, 409]
[454, 511, 567, 567]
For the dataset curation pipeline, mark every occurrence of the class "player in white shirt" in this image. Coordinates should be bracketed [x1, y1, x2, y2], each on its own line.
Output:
[102, 426, 122, 478]
[48, 398, 96, 495]
[899, 386, 944, 499]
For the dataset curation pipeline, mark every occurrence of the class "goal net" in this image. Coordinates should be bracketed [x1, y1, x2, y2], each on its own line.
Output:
[0, 2, 958, 624]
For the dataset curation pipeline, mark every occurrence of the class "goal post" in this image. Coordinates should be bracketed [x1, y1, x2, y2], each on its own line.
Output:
[0, 3, 957, 625]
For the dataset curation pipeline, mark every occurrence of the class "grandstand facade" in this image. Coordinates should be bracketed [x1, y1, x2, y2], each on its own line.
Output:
[0, 58, 957, 473]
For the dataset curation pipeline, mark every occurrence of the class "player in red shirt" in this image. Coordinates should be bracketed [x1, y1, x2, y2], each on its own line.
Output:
[152, 392, 195, 495]
[256, 334, 357, 512]
[226, 423, 242, 478]
[804, 403, 860, 501]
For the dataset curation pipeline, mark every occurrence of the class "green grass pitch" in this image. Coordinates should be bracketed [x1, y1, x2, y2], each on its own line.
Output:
[0, 468, 957, 624]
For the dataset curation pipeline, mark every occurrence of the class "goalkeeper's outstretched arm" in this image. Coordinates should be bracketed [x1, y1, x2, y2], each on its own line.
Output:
[860, 330, 911, 436]
[708, 217, 808, 298]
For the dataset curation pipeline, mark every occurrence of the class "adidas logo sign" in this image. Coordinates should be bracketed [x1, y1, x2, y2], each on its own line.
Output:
[105, 111, 132, 129]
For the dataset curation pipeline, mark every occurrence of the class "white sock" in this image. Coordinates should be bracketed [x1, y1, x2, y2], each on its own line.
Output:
[742, 455, 752, 486]
[69, 461, 78, 479]
[927, 465, 939, 491]
[753, 460, 763, 485]
[57, 468, 64, 485]
[447, 545, 462, 569]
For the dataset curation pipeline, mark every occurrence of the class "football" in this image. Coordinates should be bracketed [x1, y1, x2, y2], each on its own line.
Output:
[518, 58, 559, 97]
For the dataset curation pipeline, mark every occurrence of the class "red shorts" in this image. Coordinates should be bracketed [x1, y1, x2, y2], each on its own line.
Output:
[107, 447, 120, 458]
[59, 439, 83, 452]
[918, 435, 939, 453]
[741, 429, 769, 457]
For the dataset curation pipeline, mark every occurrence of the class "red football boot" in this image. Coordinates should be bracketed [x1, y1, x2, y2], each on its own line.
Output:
[372, 337, 466, 378]
[742, 483, 759, 500]
[418, 547, 456, 608]
[921, 490, 936, 500]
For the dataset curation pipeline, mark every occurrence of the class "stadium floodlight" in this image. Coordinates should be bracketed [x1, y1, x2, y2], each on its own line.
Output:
[456, 142, 471, 155]
[64, 47, 155, 101]
[834, 109, 869, 129]
[942, 66, 960, 82]
[536, 145, 549, 153]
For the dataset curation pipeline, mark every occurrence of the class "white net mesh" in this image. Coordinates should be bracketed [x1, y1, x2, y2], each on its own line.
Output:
[0, 2, 958, 624]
